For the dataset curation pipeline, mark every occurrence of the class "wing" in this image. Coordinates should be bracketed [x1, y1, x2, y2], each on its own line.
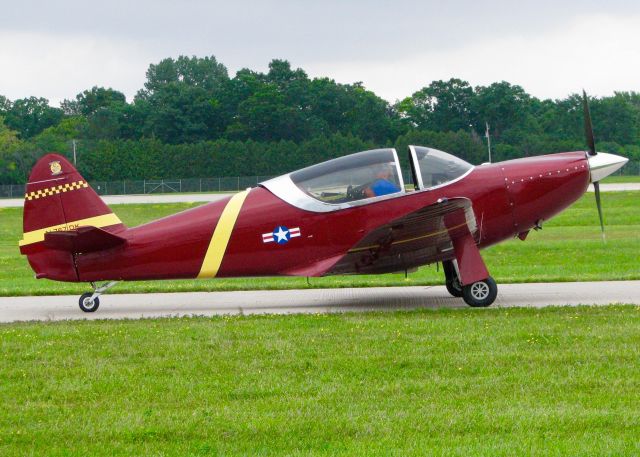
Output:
[326, 197, 478, 275]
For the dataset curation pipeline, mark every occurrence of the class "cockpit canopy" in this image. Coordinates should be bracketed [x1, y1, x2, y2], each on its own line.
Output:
[260, 145, 474, 213]
[290, 148, 403, 203]
[409, 146, 473, 190]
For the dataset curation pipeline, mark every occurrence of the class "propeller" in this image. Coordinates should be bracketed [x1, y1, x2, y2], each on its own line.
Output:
[582, 90, 596, 156]
[582, 90, 605, 241]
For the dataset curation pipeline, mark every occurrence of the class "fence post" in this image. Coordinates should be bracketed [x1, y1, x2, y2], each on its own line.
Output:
[237, 176, 240, 191]
[218, 177, 221, 192]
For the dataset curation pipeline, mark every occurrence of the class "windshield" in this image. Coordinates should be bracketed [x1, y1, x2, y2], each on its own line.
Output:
[410, 146, 473, 189]
[290, 148, 404, 203]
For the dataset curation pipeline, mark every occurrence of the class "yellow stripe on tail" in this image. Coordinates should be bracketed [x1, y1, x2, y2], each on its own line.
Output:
[19, 213, 122, 247]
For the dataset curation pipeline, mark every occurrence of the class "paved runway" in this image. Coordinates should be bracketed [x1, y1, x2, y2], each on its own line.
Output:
[1, 183, 638, 207]
[586, 183, 640, 192]
[0, 281, 638, 323]
[0, 192, 235, 207]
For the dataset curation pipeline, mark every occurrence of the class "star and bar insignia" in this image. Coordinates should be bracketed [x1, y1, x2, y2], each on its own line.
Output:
[262, 225, 301, 244]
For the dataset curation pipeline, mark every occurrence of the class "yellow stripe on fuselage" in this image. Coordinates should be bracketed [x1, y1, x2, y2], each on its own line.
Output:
[19, 213, 122, 247]
[197, 190, 250, 278]
[347, 221, 470, 253]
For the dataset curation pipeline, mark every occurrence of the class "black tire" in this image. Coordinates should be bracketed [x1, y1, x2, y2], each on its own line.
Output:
[462, 276, 498, 307]
[79, 292, 100, 312]
[443, 260, 463, 297]
[445, 279, 463, 298]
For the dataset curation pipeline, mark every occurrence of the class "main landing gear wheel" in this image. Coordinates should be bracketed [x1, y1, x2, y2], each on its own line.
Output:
[462, 276, 498, 308]
[79, 292, 100, 312]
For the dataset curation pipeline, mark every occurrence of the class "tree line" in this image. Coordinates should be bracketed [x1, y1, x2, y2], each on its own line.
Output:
[1, 55, 639, 184]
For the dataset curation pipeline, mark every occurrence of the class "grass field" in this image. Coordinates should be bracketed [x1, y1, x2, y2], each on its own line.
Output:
[602, 175, 640, 183]
[1, 305, 639, 456]
[1, 191, 638, 296]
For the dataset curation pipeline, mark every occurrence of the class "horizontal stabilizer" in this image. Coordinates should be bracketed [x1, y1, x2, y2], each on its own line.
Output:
[44, 226, 126, 253]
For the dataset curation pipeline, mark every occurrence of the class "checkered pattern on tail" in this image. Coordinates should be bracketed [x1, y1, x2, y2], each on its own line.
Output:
[25, 181, 89, 200]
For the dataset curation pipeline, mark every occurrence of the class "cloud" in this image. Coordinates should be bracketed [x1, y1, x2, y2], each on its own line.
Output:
[304, 13, 640, 101]
[0, 9, 638, 106]
[0, 31, 154, 105]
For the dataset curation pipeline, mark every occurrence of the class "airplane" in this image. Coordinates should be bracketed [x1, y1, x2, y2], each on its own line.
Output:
[19, 93, 628, 312]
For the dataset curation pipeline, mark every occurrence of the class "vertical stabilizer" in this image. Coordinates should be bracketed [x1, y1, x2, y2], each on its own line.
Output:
[19, 153, 125, 281]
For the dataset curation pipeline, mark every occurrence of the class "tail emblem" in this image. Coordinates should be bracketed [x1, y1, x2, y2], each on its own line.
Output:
[49, 161, 62, 175]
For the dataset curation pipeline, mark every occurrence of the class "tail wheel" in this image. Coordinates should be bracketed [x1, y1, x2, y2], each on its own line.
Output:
[79, 293, 100, 313]
[462, 277, 497, 307]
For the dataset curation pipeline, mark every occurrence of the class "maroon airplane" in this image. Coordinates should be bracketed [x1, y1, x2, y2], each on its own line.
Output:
[19, 94, 628, 312]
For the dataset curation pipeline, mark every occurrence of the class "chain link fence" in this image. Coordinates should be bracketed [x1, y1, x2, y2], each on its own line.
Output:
[1, 162, 639, 199]
[0, 175, 275, 198]
[87, 176, 276, 196]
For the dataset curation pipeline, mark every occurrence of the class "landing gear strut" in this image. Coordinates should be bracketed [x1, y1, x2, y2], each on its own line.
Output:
[79, 281, 118, 313]
[443, 260, 463, 298]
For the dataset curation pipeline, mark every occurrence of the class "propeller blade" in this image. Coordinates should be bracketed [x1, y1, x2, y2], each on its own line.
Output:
[594, 181, 605, 242]
[582, 90, 596, 156]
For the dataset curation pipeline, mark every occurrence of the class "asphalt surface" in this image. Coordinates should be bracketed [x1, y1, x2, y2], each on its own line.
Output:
[0, 281, 638, 323]
[1, 183, 638, 207]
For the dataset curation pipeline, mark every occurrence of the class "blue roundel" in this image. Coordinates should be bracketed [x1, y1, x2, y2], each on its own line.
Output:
[272, 225, 291, 244]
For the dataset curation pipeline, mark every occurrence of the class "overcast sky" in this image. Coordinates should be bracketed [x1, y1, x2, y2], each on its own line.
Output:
[2, 0, 639, 105]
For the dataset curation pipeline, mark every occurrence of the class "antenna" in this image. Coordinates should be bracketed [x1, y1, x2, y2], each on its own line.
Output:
[485, 122, 492, 163]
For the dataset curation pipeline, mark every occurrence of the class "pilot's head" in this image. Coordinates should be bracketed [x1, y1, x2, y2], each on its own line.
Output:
[375, 163, 394, 180]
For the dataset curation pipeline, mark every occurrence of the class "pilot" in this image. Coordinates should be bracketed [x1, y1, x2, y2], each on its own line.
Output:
[365, 164, 400, 197]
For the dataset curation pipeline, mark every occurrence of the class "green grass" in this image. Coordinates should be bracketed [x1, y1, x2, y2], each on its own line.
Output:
[1, 191, 639, 296]
[1, 306, 640, 456]
[602, 175, 640, 183]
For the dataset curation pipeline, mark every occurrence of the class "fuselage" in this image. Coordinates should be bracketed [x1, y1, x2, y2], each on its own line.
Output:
[73, 151, 590, 282]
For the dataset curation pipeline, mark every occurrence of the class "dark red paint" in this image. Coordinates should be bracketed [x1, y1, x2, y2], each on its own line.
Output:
[20, 151, 590, 284]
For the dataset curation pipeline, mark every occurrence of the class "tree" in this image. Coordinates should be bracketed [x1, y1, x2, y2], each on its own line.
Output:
[32, 116, 87, 153]
[397, 78, 474, 132]
[0, 116, 32, 184]
[4, 97, 63, 138]
[64, 86, 127, 116]
[0, 95, 11, 115]
[226, 60, 316, 142]
[231, 83, 302, 141]
[141, 55, 229, 95]
[344, 84, 398, 143]
[266, 59, 308, 88]
[472, 82, 532, 138]
[591, 92, 640, 145]
[135, 56, 230, 143]
[0, 116, 20, 183]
